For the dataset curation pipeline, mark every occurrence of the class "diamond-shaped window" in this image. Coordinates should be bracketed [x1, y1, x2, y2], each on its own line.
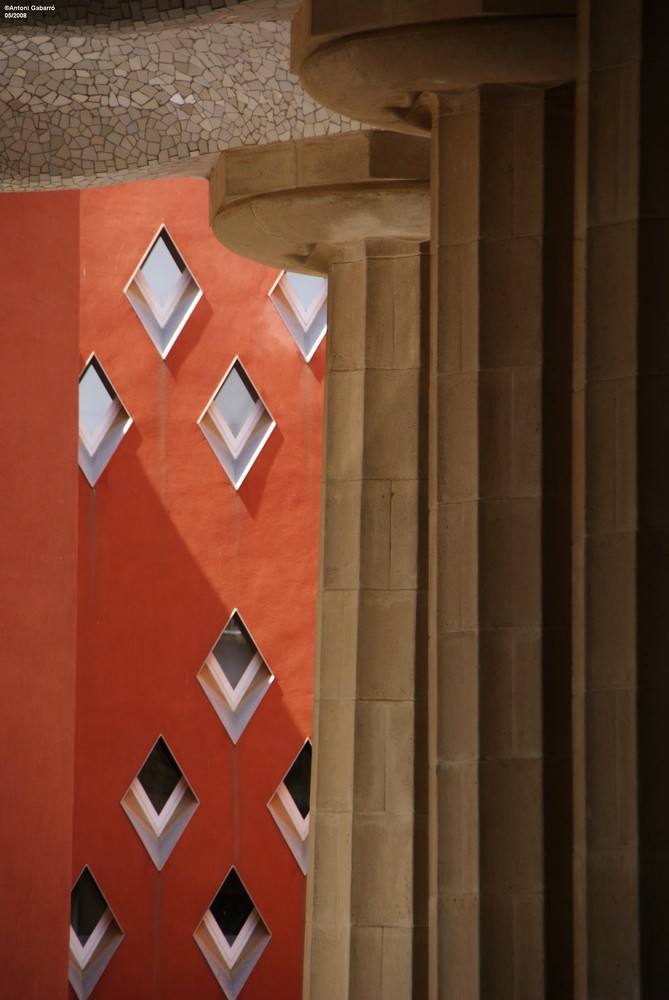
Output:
[197, 610, 273, 744]
[125, 226, 202, 358]
[194, 867, 270, 999]
[78, 355, 132, 487]
[121, 736, 198, 870]
[69, 867, 123, 1000]
[198, 359, 275, 490]
[269, 270, 327, 362]
[267, 740, 312, 874]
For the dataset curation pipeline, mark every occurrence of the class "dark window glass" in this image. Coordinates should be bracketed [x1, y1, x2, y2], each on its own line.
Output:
[284, 741, 312, 819]
[137, 737, 182, 813]
[210, 868, 254, 945]
[213, 614, 256, 690]
[71, 868, 107, 946]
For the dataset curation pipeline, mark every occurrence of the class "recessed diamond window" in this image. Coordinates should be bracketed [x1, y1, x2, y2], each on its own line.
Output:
[121, 736, 198, 870]
[269, 270, 328, 362]
[198, 359, 275, 490]
[125, 226, 202, 358]
[198, 610, 273, 744]
[78, 355, 132, 486]
[194, 868, 270, 999]
[267, 740, 312, 874]
[69, 867, 123, 1000]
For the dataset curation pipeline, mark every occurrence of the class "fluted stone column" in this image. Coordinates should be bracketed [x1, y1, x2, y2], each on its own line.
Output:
[310, 241, 430, 1000]
[428, 82, 575, 1000]
[572, 1, 669, 996]
[210, 131, 431, 999]
[292, 6, 576, 999]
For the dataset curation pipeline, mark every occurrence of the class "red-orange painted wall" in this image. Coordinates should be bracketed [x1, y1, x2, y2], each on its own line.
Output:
[73, 177, 323, 999]
[0, 193, 80, 1000]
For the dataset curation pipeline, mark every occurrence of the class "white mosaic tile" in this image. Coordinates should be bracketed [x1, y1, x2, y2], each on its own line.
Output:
[0, 16, 362, 191]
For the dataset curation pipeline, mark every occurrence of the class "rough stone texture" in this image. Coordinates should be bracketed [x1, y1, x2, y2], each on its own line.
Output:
[1, 0, 297, 29]
[210, 131, 431, 1000]
[0, 19, 360, 191]
[572, 1, 669, 996]
[430, 83, 574, 1000]
[292, 5, 577, 131]
[0, 0, 664, 995]
[300, 0, 575, 39]
[307, 242, 429, 1000]
[210, 131, 430, 273]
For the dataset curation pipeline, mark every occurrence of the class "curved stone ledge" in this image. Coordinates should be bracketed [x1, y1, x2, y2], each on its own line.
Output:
[209, 131, 431, 271]
[297, 0, 576, 40]
[293, 14, 577, 129]
[0, 19, 360, 191]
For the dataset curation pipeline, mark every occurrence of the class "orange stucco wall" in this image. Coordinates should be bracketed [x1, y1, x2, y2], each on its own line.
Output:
[73, 178, 323, 999]
[0, 193, 80, 1000]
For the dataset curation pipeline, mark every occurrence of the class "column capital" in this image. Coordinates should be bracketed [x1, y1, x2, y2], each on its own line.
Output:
[209, 130, 431, 273]
[292, 4, 576, 131]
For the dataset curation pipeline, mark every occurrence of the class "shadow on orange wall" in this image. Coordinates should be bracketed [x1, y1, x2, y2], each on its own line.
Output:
[72, 176, 323, 1000]
[74, 433, 314, 1000]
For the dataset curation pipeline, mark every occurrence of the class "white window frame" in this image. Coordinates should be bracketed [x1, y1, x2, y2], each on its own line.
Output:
[70, 908, 113, 970]
[69, 869, 124, 1000]
[197, 609, 274, 744]
[267, 739, 312, 874]
[194, 878, 271, 1000]
[134, 244, 191, 330]
[209, 385, 263, 461]
[131, 772, 188, 836]
[79, 386, 122, 457]
[268, 271, 328, 363]
[207, 647, 262, 713]
[121, 742, 198, 871]
[124, 225, 203, 359]
[78, 354, 133, 487]
[279, 272, 328, 331]
[275, 782, 310, 842]
[198, 357, 276, 490]
[204, 905, 260, 967]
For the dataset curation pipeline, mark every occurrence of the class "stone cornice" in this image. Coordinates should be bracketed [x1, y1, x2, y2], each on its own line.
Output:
[293, 9, 577, 130]
[209, 131, 431, 272]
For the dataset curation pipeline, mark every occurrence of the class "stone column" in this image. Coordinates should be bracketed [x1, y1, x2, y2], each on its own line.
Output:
[309, 239, 430, 1000]
[572, 0, 669, 996]
[209, 131, 432, 999]
[292, 6, 577, 999]
[429, 83, 575, 1000]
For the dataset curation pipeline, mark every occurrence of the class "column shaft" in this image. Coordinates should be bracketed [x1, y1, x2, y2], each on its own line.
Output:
[430, 84, 574, 999]
[208, 129, 431, 1000]
[305, 243, 429, 1000]
[573, 0, 669, 995]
